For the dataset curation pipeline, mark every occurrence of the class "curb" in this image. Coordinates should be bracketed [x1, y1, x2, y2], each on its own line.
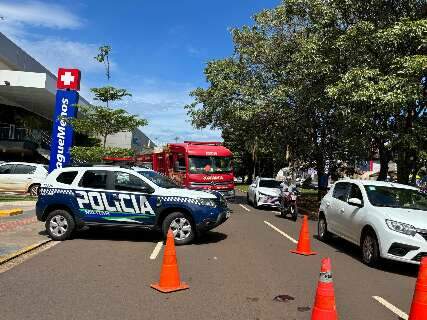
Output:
[0, 239, 52, 265]
[0, 208, 23, 217]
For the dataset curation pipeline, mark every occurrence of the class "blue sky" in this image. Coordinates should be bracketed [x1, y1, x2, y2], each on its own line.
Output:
[0, 0, 280, 145]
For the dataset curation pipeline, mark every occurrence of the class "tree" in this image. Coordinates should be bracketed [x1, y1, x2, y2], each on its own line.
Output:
[327, 0, 427, 183]
[64, 45, 147, 162]
[186, 0, 427, 187]
[67, 105, 147, 148]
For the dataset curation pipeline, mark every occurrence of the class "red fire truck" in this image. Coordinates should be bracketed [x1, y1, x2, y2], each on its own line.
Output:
[105, 141, 235, 199]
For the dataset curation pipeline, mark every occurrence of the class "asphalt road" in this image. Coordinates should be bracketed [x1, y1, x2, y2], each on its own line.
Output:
[0, 193, 420, 320]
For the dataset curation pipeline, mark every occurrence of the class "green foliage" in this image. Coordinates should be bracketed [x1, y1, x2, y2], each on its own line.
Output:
[91, 86, 131, 104]
[65, 105, 147, 147]
[94, 45, 111, 80]
[70, 146, 135, 164]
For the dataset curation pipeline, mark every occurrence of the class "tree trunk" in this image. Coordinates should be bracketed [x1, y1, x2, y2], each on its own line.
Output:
[397, 149, 417, 184]
[252, 138, 257, 181]
[377, 144, 389, 181]
[316, 156, 326, 202]
[396, 149, 411, 185]
[103, 135, 107, 148]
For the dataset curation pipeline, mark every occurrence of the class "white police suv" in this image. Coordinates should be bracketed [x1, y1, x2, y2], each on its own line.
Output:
[318, 179, 427, 266]
[36, 166, 230, 245]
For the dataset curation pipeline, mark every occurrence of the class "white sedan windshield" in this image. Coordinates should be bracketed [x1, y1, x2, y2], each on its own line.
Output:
[364, 185, 427, 211]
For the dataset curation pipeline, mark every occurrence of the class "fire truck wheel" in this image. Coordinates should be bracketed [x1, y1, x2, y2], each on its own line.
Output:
[162, 212, 195, 245]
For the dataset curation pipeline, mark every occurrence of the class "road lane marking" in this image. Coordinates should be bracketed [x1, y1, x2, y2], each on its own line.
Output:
[372, 296, 408, 320]
[239, 204, 251, 212]
[150, 241, 163, 260]
[264, 221, 298, 244]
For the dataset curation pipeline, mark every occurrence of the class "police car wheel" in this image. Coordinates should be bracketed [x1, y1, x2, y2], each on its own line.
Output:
[45, 210, 75, 241]
[162, 212, 195, 245]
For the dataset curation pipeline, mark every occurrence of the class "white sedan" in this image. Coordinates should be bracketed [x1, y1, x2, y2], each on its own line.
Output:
[318, 179, 427, 266]
[247, 177, 282, 208]
[0, 162, 48, 195]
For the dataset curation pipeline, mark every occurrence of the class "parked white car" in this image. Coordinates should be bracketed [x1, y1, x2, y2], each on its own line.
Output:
[318, 179, 427, 266]
[0, 162, 48, 195]
[247, 177, 282, 208]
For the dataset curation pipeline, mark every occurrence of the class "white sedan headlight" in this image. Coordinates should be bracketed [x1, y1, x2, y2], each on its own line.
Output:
[386, 219, 417, 237]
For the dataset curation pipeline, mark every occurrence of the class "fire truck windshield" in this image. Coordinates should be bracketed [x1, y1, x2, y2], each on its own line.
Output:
[188, 156, 232, 174]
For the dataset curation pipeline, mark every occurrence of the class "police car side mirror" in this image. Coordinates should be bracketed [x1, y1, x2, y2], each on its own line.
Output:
[140, 186, 155, 194]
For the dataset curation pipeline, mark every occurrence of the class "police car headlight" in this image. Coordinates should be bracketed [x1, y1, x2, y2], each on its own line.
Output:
[199, 198, 217, 207]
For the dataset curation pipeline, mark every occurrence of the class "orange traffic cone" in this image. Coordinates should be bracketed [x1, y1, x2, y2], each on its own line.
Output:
[151, 229, 189, 293]
[409, 256, 427, 319]
[290, 215, 317, 255]
[312, 257, 338, 320]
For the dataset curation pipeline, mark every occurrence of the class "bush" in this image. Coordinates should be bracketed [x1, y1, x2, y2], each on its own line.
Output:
[70, 146, 135, 164]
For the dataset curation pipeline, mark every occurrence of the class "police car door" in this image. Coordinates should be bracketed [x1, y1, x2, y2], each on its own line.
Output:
[75, 169, 115, 224]
[110, 170, 157, 225]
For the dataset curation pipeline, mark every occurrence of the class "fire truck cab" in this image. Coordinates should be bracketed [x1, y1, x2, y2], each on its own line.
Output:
[146, 142, 235, 200]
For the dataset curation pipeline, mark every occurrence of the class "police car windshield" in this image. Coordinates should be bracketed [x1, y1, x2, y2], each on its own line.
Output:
[137, 171, 180, 189]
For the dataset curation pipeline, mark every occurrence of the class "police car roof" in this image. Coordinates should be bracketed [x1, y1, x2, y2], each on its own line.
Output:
[56, 165, 133, 171]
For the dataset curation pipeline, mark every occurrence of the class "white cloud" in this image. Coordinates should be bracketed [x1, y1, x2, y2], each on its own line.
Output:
[0, 1, 102, 79]
[0, 1, 82, 29]
[16, 37, 104, 75]
[0, 1, 220, 144]
[125, 82, 221, 145]
[0, 1, 110, 93]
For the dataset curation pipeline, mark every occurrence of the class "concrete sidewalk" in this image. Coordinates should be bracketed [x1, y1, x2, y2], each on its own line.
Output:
[0, 210, 49, 262]
[0, 201, 36, 211]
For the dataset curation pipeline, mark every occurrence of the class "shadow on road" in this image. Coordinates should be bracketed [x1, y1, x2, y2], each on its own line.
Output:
[316, 235, 419, 277]
[232, 194, 247, 205]
[193, 231, 227, 245]
[63, 226, 228, 246]
[72, 227, 162, 243]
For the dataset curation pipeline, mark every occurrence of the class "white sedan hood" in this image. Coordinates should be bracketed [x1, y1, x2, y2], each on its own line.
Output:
[385, 207, 427, 230]
[258, 187, 281, 197]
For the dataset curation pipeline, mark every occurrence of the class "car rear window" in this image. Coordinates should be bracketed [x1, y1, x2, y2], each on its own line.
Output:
[56, 171, 78, 185]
